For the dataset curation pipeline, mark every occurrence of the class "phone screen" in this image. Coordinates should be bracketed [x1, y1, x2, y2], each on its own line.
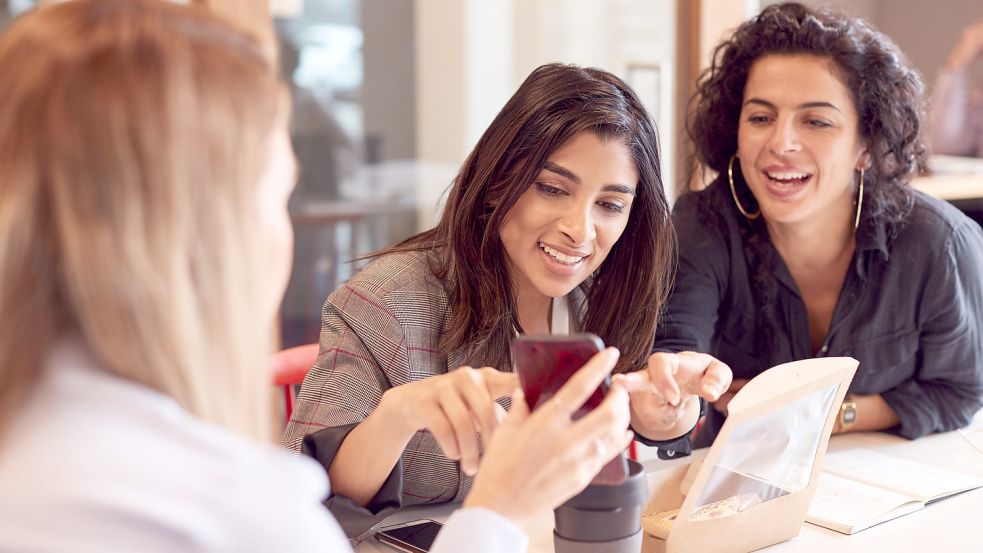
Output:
[375, 520, 443, 553]
[512, 333, 628, 485]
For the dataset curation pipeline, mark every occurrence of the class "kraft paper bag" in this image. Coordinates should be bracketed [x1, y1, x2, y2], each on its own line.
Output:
[641, 357, 858, 553]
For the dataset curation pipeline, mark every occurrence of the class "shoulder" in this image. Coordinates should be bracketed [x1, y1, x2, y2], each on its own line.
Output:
[333, 249, 448, 307]
[673, 180, 738, 236]
[0, 357, 346, 551]
[672, 179, 741, 260]
[894, 190, 982, 249]
[673, 179, 727, 216]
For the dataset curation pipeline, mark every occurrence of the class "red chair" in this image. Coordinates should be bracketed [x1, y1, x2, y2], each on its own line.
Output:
[270, 343, 319, 421]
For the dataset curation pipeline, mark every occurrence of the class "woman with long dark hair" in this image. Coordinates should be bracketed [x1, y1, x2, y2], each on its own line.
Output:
[656, 2, 983, 449]
[284, 63, 731, 536]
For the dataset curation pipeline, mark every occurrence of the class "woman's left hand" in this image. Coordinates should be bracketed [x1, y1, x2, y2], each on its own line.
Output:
[615, 351, 732, 440]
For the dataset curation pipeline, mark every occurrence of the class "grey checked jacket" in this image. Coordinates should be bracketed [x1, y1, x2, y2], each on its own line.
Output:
[282, 250, 522, 537]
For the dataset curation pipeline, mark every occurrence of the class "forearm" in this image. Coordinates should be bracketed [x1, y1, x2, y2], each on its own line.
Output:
[881, 377, 983, 438]
[630, 395, 701, 442]
[834, 393, 899, 434]
[328, 396, 417, 506]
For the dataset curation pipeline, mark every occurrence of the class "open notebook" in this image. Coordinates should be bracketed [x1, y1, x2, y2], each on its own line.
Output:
[806, 449, 983, 535]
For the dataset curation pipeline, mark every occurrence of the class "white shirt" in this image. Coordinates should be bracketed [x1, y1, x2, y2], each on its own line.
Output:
[551, 295, 572, 335]
[0, 341, 526, 552]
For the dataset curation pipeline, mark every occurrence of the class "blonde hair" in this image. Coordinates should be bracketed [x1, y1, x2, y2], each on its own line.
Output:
[191, 0, 276, 52]
[0, 0, 283, 441]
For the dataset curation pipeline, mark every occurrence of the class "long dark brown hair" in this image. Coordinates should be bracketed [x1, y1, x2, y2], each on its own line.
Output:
[382, 63, 675, 373]
[685, 2, 926, 350]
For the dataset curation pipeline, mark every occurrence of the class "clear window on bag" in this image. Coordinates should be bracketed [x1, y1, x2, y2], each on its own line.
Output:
[687, 383, 839, 521]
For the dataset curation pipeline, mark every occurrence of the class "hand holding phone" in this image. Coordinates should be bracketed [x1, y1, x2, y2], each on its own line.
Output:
[462, 346, 633, 526]
[512, 333, 629, 485]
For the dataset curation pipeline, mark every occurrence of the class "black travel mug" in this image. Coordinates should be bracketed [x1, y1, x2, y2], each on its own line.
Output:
[553, 459, 648, 552]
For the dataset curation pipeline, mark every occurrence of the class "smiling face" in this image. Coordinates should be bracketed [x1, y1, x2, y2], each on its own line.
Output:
[737, 54, 867, 228]
[498, 131, 638, 304]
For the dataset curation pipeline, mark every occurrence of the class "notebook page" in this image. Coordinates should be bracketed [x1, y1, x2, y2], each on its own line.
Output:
[806, 472, 922, 534]
[821, 450, 983, 501]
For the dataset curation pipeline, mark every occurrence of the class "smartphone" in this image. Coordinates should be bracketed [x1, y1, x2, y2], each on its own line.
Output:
[512, 333, 608, 416]
[374, 519, 443, 553]
[512, 333, 628, 485]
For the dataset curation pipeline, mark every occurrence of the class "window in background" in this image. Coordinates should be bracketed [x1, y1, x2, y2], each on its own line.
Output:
[0, 0, 421, 350]
[1, 1, 34, 30]
[276, 0, 418, 348]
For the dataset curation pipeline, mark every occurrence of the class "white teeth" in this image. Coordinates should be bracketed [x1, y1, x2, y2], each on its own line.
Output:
[766, 171, 810, 181]
[539, 243, 585, 264]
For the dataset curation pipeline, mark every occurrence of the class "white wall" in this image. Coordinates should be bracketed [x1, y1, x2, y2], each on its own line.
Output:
[414, 0, 679, 218]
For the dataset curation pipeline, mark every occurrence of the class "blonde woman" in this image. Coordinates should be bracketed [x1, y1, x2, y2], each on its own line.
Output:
[0, 1, 633, 551]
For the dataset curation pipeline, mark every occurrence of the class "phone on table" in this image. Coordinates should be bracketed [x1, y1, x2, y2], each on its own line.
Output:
[512, 333, 628, 485]
[374, 519, 443, 553]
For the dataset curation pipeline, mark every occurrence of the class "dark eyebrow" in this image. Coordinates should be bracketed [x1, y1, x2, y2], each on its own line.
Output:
[543, 161, 580, 184]
[542, 161, 636, 196]
[744, 98, 842, 113]
[603, 184, 636, 196]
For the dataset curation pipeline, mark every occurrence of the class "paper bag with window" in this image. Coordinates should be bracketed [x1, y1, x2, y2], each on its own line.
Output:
[641, 357, 858, 553]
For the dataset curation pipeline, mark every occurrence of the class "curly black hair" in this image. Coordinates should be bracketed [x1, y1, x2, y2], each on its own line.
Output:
[689, 1, 925, 225]
[684, 2, 927, 349]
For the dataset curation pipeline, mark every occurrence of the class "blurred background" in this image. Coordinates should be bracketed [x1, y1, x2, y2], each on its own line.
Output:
[2, 0, 980, 347]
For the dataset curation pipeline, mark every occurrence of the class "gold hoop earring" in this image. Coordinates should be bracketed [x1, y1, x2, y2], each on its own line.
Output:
[854, 168, 865, 231]
[728, 155, 760, 220]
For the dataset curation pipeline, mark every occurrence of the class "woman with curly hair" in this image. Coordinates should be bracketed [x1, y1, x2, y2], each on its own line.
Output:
[655, 2, 983, 449]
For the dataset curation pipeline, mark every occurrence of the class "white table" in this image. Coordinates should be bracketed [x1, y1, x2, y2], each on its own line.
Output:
[356, 414, 983, 552]
[743, 425, 983, 552]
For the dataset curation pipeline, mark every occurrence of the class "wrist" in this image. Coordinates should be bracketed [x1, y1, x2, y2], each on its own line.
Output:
[377, 388, 419, 441]
[837, 395, 858, 433]
[631, 395, 700, 441]
[463, 485, 522, 526]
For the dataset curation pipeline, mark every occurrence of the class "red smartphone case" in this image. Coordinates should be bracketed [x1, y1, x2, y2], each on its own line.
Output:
[512, 333, 607, 416]
[512, 333, 628, 485]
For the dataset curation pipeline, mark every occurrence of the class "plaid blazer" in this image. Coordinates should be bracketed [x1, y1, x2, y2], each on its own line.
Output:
[283, 250, 497, 517]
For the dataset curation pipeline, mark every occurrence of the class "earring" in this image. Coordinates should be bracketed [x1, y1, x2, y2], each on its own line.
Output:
[728, 155, 760, 220]
[854, 167, 865, 231]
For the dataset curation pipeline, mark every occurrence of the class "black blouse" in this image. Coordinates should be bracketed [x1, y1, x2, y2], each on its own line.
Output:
[655, 178, 983, 447]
